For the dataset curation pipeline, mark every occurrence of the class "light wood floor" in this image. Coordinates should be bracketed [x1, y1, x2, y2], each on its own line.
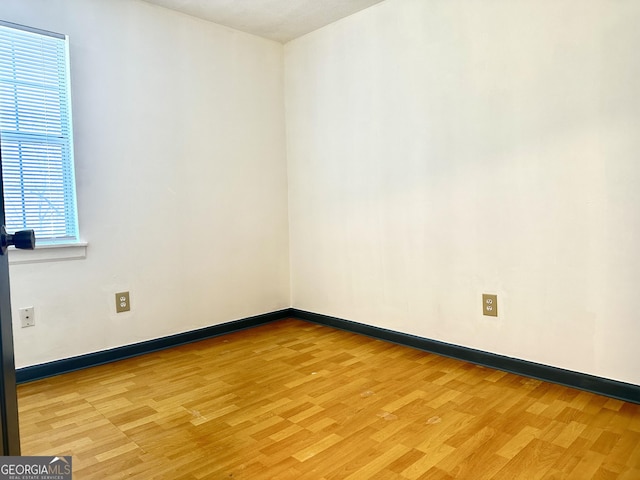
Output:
[18, 318, 640, 479]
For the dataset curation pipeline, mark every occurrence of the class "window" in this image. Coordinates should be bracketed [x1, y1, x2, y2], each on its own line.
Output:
[0, 21, 78, 244]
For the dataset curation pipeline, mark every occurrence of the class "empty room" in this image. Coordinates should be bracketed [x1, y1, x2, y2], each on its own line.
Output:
[0, 0, 638, 478]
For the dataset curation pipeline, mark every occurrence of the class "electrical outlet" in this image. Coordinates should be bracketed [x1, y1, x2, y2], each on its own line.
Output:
[115, 292, 130, 313]
[19, 307, 35, 328]
[482, 294, 498, 317]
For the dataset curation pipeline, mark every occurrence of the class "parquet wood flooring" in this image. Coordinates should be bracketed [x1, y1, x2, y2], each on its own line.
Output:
[17, 318, 640, 479]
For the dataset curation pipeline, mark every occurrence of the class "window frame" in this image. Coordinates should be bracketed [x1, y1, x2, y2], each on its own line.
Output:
[0, 20, 80, 246]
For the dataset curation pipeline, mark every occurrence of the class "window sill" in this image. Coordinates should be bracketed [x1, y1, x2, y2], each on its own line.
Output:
[8, 241, 87, 265]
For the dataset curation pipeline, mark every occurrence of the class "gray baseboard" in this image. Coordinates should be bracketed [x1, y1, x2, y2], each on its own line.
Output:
[17, 307, 640, 404]
[16, 309, 290, 384]
[292, 309, 640, 404]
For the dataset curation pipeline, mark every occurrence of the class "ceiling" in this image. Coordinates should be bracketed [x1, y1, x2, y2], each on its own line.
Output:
[140, 0, 386, 43]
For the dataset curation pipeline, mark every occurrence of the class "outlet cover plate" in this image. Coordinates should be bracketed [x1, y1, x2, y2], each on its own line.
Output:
[482, 294, 498, 317]
[115, 292, 130, 313]
[20, 307, 35, 328]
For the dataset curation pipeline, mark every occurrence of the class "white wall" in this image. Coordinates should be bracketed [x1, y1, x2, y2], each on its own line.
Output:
[3, 0, 638, 387]
[285, 0, 640, 384]
[3, 0, 290, 368]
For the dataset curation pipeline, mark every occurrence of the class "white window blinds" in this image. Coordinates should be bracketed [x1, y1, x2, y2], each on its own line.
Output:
[0, 21, 78, 244]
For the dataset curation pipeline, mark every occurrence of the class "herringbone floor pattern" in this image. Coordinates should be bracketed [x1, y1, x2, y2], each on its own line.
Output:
[18, 319, 640, 479]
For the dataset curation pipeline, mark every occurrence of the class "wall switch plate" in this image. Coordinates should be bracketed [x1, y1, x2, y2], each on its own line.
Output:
[482, 294, 498, 317]
[19, 307, 35, 327]
[115, 292, 130, 313]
